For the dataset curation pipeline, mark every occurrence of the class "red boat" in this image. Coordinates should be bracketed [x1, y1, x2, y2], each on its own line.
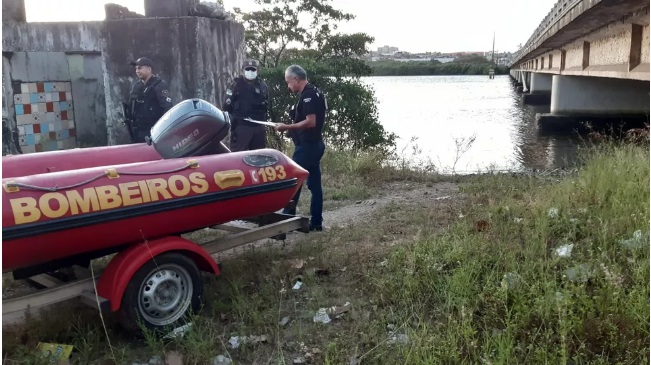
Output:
[2, 143, 163, 179]
[3, 148, 308, 272]
[2, 99, 309, 333]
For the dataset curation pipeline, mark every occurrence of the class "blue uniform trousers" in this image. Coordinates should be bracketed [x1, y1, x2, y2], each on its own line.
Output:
[283, 140, 326, 228]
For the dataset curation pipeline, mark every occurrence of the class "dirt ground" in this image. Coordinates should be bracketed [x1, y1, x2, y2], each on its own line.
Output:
[187, 180, 460, 259]
[320, 181, 459, 230]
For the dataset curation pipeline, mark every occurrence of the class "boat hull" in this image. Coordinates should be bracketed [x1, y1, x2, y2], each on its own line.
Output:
[2, 149, 308, 273]
[3, 143, 163, 179]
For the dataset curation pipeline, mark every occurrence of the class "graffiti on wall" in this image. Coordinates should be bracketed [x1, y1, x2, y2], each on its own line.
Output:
[13, 81, 78, 153]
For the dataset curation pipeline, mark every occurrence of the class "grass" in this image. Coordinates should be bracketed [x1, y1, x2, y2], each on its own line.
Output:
[369, 142, 649, 364]
[3, 140, 649, 364]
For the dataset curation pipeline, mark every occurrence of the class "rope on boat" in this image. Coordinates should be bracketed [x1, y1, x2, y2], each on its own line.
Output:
[4, 160, 199, 192]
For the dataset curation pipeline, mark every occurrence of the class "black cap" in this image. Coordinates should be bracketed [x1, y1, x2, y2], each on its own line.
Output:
[242, 59, 259, 69]
[130, 57, 154, 68]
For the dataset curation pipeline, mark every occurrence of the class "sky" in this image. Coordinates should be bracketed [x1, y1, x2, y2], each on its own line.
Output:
[24, 0, 559, 53]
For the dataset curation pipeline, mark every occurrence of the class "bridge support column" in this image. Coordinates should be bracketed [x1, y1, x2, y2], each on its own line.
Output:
[523, 73, 552, 105]
[515, 71, 529, 93]
[512, 70, 523, 88]
[536, 75, 649, 133]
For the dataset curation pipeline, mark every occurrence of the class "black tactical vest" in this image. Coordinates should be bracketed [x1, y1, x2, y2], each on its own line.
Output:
[232, 76, 268, 122]
[133, 77, 164, 129]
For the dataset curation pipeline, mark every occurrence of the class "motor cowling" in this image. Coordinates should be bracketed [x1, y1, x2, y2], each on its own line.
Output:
[147, 98, 231, 159]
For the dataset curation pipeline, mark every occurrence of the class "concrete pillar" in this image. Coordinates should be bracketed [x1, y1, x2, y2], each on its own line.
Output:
[537, 75, 650, 133]
[551, 75, 648, 114]
[522, 71, 530, 92]
[144, 0, 198, 17]
[513, 71, 523, 88]
[2, 0, 26, 23]
[515, 71, 528, 93]
[523, 73, 552, 105]
[509, 69, 519, 85]
[530, 73, 552, 93]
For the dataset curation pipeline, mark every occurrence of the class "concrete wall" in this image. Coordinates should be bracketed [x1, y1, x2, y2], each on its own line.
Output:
[2, 22, 102, 53]
[1, 11, 245, 154]
[2, 62, 21, 155]
[586, 24, 631, 72]
[2, 21, 105, 154]
[2, 0, 26, 23]
[102, 17, 245, 144]
[641, 24, 650, 64]
[2, 51, 106, 152]
[564, 40, 586, 72]
[196, 18, 246, 110]
[67, 53, 107, 147]
[551, 50, 562, 70]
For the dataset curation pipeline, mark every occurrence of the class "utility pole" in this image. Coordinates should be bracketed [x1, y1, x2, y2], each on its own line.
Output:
[491, 31, 495, 64]
[489, 31, 496, 79]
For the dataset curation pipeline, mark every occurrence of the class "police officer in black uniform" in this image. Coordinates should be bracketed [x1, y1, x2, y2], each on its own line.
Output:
[223, 59, 271, 151]
[274, 65, 327, 231]
[127, 57, 173, 142]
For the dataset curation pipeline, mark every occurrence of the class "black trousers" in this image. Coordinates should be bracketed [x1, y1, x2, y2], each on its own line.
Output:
[230, 125, 266, 152]
[132, 128, 150, 143]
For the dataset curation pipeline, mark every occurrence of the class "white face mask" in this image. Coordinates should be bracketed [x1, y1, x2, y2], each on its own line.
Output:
[244, 70, 257, 80]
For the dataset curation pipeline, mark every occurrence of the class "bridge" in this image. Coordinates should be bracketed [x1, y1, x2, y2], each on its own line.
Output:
[508, 0, 650, 132]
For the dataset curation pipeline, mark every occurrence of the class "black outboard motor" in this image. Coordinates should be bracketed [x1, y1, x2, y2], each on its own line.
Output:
[146, 98, 231, 159]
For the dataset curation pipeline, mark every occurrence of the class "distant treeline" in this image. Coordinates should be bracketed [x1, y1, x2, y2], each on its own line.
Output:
[369, 55, 510, 76]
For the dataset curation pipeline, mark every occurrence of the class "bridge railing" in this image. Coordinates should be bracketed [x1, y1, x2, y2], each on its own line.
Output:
[510, 0, 584, 68]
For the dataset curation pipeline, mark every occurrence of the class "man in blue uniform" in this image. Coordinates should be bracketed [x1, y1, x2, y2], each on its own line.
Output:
[223, 59, 271, 151]
[274, 65, 327, 231]
[127, 57, 173, 142]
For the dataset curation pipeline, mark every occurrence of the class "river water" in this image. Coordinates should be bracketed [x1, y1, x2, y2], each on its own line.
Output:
[360, 75, 584, 174]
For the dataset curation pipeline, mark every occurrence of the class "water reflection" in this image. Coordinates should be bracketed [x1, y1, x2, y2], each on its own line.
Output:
[508, 91, 583, 170]
[361, 75, 583, 173]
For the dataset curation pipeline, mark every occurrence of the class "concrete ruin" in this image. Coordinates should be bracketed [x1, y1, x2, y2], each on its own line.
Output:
[2, 0, 244, 154]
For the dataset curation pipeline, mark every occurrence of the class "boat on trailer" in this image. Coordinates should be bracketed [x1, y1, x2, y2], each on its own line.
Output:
[2, 98, 310, 333]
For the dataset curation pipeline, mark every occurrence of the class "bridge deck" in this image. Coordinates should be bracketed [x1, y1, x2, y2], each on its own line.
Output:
[511, 0, 649, 68]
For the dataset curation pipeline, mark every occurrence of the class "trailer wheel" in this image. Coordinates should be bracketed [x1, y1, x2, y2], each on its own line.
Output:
[120, 252, 203, 334]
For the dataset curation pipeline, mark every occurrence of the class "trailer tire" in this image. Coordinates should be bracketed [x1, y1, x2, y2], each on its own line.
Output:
[119, 252, 204, 334]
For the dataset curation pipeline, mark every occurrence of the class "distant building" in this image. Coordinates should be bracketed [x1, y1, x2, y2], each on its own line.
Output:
[447, 51, 487, 57]
[393, 57, 455, 63]
[365, 49, 507, 64]
[496, 57, 510, 66]
[394, 58, 430, 62]
[377, 45, 399, 55]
